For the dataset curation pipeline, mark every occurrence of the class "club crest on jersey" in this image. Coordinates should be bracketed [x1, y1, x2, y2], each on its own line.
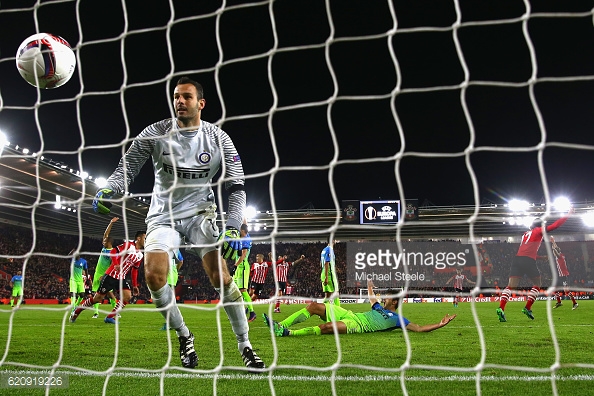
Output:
[199, 152, 211, 164]
[232, 154, 241, 162]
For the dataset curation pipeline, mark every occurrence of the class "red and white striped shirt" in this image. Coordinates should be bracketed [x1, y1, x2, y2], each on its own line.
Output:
[105, 241, 143, 287]
[555, 253, 570, 277]
[250, 261, 269, 284]
[453, 274, 466, 290]
[276, 260, 290, 283]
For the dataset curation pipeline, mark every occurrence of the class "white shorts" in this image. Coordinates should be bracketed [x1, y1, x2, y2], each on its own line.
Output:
[145, 211, 219, 259]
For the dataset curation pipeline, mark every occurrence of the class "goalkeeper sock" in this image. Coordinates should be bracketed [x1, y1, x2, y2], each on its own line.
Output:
[110, 298, 117, 308]
[216, 282, 251, 352]
[280, 308, 311, 328]
[290, 326, 321, 336]
[151, 284, 189, 338]
[93, 303, 99, 315]
[241, 291, 254, 313]
[10, 299, 13, 307]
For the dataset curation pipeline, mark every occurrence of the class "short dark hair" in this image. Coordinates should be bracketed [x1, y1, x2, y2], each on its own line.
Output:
[135, 230, 146, 239]
[531, 219, 543, 229]
[240, 224, 249, 233]
[176, 77, 204, 99]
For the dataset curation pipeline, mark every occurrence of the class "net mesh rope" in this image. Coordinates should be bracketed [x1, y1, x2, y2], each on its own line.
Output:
[0, 1, 593, 395]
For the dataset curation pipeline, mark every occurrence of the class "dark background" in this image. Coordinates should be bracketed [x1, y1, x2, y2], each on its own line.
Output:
[1, 0, 593, 211]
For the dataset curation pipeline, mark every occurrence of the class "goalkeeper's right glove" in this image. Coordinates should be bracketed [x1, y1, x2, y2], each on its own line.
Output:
[219, 228, 241, 260]
[93, 188, 114, 214]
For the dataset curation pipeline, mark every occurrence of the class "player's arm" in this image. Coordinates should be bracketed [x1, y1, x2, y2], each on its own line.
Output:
[367, 279, 378, 306]
[293, 255, 306, 266]
[445, 275, 454, 285]
[235, 247, 248, 267]
[220, 129, 246, 232]
[94, 129, 154, 214]
[545, 207, 574, 232]
[104, 217, 119, 240]
[405, 314, 457, 333]
[175, 250, 184, 271]
[130, 265, 140, 296]
[465, 277, 476, 286]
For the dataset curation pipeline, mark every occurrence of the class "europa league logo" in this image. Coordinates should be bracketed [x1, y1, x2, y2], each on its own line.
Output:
[364, 206, 377, 220]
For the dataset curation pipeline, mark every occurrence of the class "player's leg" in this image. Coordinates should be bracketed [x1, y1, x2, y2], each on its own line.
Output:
[522, 271, 541, 320]
[235, 263, 255, 320]
[70, 291, 106, 322]
[554, 289, 563, 308]
[497, 276, 520, 322]
[565, 286, 578, 309]
[105, 288, 130, 323]
[202, 249, 264, 369]
[144, 227, 196, 368]
[274, 287, 283, 313]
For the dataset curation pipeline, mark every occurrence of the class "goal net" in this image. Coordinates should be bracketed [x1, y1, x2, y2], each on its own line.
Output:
[0, 0, 594, 395]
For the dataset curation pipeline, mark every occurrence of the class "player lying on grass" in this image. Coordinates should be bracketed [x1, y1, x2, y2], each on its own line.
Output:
[263, 280, 456, 336]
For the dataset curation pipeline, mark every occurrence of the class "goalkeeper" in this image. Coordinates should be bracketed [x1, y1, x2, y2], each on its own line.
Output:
[92, 76, 264, 371]
[264, 280, 456, 336]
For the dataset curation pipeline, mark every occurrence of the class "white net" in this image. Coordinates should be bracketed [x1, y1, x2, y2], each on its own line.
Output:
[1, 0, 594, 395]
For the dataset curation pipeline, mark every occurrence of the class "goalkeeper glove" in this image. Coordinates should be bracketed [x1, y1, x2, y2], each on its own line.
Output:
[93, 188, 114, 214]
[220, 228, 241, 260]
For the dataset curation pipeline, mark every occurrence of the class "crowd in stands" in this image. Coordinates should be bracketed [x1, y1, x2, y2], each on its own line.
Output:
[0, 224, 593, 304]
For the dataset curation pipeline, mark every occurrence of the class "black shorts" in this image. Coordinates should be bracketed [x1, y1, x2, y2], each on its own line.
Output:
[98, 275, 131, 295]
[554, 276, 569, 289]
[250, 282, 265, 295]
[454, 288, 463, 293]
[277, 282, 287, 294]
[509, 256, 540, 279]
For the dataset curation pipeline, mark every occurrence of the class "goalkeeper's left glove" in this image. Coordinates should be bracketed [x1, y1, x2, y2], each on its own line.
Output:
[93, 188, 114, 214]
[219, 228, 241, 260]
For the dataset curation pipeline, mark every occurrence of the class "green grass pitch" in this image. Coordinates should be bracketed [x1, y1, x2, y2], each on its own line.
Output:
[0, 300, 592, 395]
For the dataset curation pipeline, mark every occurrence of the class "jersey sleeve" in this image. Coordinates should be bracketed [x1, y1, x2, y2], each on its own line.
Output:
[219, 129, 245, 230]
[106, 125, 157, 193]
[546, 215, 569, 232]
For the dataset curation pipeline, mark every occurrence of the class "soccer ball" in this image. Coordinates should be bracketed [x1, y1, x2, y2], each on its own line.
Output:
[15, 33, 76, 89]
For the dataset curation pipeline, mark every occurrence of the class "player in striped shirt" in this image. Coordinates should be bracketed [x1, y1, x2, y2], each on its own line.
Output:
[91, 77, 265, 370]
[9, 270, 23, 309]
[496, 207, 574, 322]
[70, 231, 145, 324]
[249, 253, 270, 302]
[273, 254, 305, 313]
[264, 280, 456, 336]
[549, 237, 578, 310]
[445, 269, 476, 308]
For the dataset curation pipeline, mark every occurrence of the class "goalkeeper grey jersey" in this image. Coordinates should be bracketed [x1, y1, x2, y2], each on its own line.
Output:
[106, 118, 245, 230]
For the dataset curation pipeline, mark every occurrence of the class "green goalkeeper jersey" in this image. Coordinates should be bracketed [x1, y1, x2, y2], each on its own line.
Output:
[95, 247, 113, 276]
[71, 257, 88, 282]
[355, 302, 411, 332]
